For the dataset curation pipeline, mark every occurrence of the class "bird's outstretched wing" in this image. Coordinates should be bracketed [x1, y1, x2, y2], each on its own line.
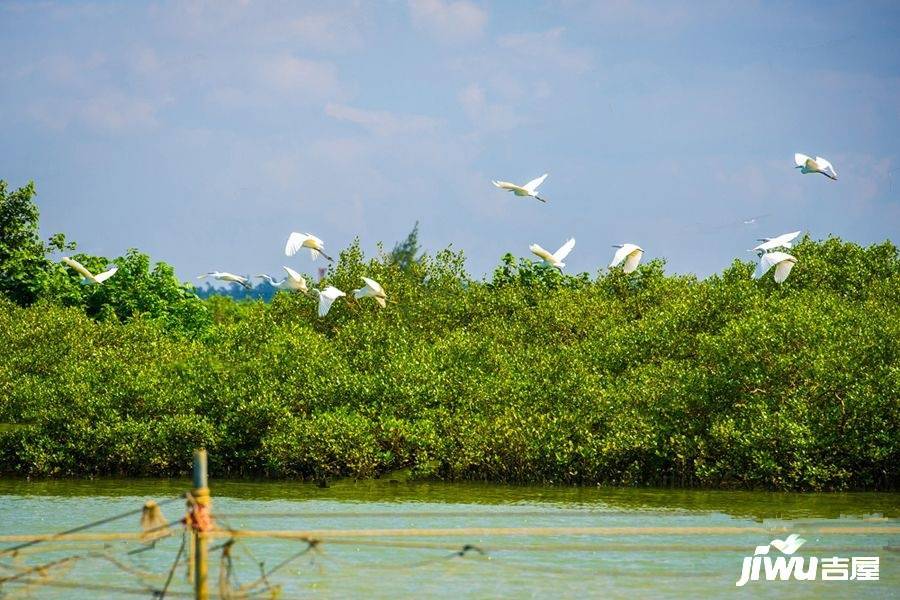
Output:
[773, 259, 796, 283]
[283, 265, 303, 282]
[815, 156, 837, 179]
[623, 250, 643, 273]
[529, 244, 554, 262]
[523, 173, 548, 193]
[93, 266, 118, 283]
[756, 252, 794, 279]
[318, 294, 335, 317]
[61, 257, 95, 280]
[553, 238, 576, 262]
[755, 252, 778, 278]
[609, 246, 632, 268]
[362, 277, 385, 296]
[794, 153, 811, 168]
[781, 231, 802, 245]
[754, 231, 801, 252]
[318, 287, 345, 317]
[285, 232, 309, 257]
[492, 180, 517, 191]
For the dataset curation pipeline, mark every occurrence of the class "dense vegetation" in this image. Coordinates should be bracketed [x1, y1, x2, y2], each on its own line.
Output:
[1, 181, 897, 490]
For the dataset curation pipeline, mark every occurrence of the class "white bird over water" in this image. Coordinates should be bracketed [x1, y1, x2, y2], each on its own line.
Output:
[609, 244, 644, 273]
[197, 271, 251, 289]
[753, 231, 801, 253]
[285, 232, 333, 261]
[529, 238, 575, 270]
[316, 286, 346, 317]
[755, 251, 797, 283]
[492, 173, 549, 202]
[794, 153, 837, 180]
[61, 257, 118, 284]
[353, 277, 387, 308]
[255, 266, 309, 293]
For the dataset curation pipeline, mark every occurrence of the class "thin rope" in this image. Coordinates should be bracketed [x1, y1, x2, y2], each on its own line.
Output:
[1, 523, 896, 544]
[155, 530, 187, 599]
[3, 577, 193, 597]
[239, 539, 319, 593]
[208, 524, 900, 540]
[0, 555, 80, 583]
[0, 495, 183, 556]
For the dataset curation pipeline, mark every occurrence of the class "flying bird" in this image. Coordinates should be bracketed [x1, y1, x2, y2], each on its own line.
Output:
[492, 173, 549, 202]
[687, 214, 770, 235]
[255, 274, 284, 287]
[255, 266, 309, 293]
[281, 266, 309, 293]
[316, 286, 346, 317]
[755, 251, 797, 283]
[353, 277, 387, 308]
[794, 153, 837, 180]
[197, 271, 252, 289]
[609, 244, 644, 273]
[753, 231, 801, 253]
[285, 232, 333, 261]
[529, 238, 575, 270]
[61, 257, 118, 284]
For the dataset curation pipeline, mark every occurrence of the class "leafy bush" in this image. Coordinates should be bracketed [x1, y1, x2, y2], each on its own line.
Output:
[0, 180, 897, 490]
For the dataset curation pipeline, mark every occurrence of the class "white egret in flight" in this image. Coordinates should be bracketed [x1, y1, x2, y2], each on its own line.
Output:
[609, 244, 644, 273]
[61, 257, 118, 284]
[753, 231, 801, 253]
[285, 232, 333, 261]
[197, 271, 252, 289]
[255, 266, 309, 293]
[794, 153, 837, 180]
[529, 238, 575, 271]
[492, 173, 549, 202]
[755, 251, 797, 283]
[353, 277, 387, 308]
[316, 286, 346, 317]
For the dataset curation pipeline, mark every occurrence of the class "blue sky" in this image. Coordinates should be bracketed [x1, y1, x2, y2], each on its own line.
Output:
[1, 0, 898, 281]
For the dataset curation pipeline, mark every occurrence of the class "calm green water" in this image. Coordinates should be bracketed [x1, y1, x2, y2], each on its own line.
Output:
[0, 478, 897, 598]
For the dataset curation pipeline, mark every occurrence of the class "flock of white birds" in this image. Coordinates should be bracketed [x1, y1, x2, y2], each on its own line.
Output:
[59, 152, 836, 317]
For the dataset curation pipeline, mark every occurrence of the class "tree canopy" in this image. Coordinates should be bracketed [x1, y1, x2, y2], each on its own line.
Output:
[0, 179, 897, 490]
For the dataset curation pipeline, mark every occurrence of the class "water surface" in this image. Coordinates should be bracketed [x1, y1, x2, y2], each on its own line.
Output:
[1, 479, 897, 598]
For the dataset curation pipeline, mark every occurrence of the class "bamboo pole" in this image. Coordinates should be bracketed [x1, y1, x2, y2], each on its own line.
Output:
[191, 449, 211, 600]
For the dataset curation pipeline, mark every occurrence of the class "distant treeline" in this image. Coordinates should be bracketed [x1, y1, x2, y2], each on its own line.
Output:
[1, 180, 897, 490]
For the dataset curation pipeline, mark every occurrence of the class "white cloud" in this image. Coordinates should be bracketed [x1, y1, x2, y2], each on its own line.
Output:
[497, 27, 591, 73]
[325, 103, 440, 137]
[26, 90, 161, 133]
[408, 0, 487, 42]
[457, 84, 521, 132]
[284, 11, 365, 52]
[260, 55, 341, 96]
[569, 0, 694, 29]
[80, 90, 160, 132]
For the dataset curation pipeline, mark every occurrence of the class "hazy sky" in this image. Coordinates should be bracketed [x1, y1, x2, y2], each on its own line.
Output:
[1, 1, 898, 281]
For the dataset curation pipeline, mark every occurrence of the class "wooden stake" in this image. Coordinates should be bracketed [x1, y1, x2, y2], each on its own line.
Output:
[191, 449, 211, 600]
